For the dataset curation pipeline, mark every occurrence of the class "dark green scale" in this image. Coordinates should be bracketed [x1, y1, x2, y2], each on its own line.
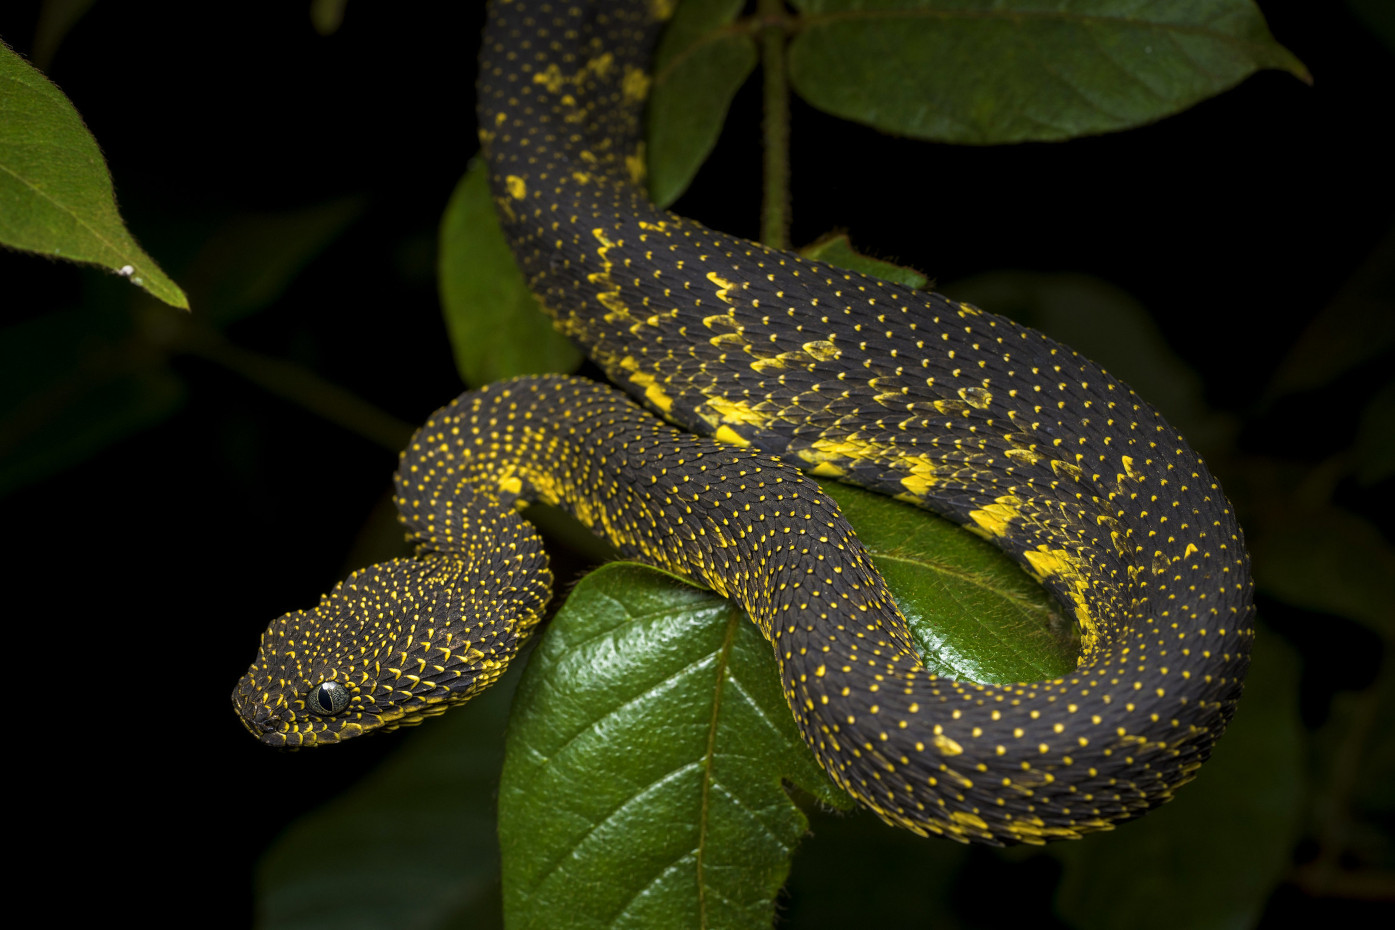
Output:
[233, 0, 1255, 845]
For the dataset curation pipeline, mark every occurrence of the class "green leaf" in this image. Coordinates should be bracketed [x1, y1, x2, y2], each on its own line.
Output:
[498, 564, 846, 930]
[822, 481, 1075, 681]
[800, 233, 929, 290]
[1050, 628, 1304, 930]
[500, 484, 1071, 929]
[648, 0, 757, 207]
[0, 42, 187, 308]
[438, 161, 582, 386]
[787, 0, 1310, 144]
[256, 662, 520, 930]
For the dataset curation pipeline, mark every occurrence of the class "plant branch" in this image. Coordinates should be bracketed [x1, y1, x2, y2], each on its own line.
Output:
[758, 0, 791, 249]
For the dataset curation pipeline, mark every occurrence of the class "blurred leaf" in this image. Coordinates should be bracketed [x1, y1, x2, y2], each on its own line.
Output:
[32, 0, 98, 69]
[1345, 0, 1395, 54]
[1250, 504, 1395, 640]
[256, 664, 520, 930]
[1052, 629, 1304, 930]
[1267, 225, 1395, 399]
[438, 162, 582, 386]
[182, 197, 364, 326]
[0, 42, 187, 308]
[1354, 380, 1395, 486]
[787, 0, 1309, 144]
[0, 303, 182, 496]
[800, 233, 929, 290]
[310, 0, 348, 36]
[648, 0, 756, 207]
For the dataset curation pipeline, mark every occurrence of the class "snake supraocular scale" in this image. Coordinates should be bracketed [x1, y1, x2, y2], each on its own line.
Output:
[232, 0, 1255, 845]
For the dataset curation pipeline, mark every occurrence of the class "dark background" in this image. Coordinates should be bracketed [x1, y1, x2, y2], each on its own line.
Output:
[1, 1, 1390, 926]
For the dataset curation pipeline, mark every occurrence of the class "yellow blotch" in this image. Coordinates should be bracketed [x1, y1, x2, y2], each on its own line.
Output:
[626, 142, 647, 187]
[802, 338, 840, 362]
[968, 496, 1023, 539]
[701, 394, 770, 429]
[621, 65, 650, 104]
[958, 385, 992, 409]
[713, 425, 749, 447]
[707, 270, 743, 303]
[505, 175, 527, 200]
[899, 456, 941, 500]
[933, 733, 964, 756]
[627, 369, 675, 414]
[950, 809, 988, 831]
[1050, 458, 1084, 482]
[1122, 455, 1140, 479]
[1022, 547, 1099, 652]
[799, 435, 885, 471]
[585, 52, 615, 80]
[532, 64, 565, 93]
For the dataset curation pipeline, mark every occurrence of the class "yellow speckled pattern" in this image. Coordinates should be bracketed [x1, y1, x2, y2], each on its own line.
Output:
[232, 0, 1255, 845]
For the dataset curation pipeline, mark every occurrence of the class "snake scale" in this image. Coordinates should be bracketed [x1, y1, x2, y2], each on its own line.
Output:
[233, 0, 1255, 845]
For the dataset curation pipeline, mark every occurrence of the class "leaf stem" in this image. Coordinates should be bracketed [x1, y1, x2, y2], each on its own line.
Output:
[758, 0, 791, 249]
[178, 327, 414, 451]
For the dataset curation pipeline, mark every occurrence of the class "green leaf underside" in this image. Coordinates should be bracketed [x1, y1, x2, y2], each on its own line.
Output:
[787, 0, 1309, 144]
[439, 162, 583, 386]
[648, 0, 756, 207]
[0, 43, 186, 307]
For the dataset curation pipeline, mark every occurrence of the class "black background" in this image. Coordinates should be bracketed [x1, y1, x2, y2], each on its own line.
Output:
[1, 1, 1390, 926]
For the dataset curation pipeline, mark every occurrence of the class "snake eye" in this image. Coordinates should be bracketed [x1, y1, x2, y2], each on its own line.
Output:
[308, 680, 350, 715]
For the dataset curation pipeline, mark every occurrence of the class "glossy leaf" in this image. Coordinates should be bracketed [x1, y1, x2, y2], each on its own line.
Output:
[500, 481, 1072, 929]
[499, 565, 847, 930]
[648, 0, 756, 207]
[438, 162, 582, 386]
[0, 42, 187, 308]
[822, 481, 1076, 680]
[787, 0, 1309, 144]
[1050, 630, 1304, 930]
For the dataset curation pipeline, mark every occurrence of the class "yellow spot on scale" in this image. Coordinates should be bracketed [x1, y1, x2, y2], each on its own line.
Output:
[505, 175, 527, 200]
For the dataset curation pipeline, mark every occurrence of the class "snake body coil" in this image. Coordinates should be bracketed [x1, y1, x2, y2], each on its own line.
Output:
[233, 0, 1255, 845]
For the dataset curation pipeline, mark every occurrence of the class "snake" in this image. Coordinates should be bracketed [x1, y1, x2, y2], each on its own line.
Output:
[232, 0, 1255, 846]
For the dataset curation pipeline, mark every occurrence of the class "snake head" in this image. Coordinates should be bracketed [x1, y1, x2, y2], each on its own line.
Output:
[231, 553, 551, 747]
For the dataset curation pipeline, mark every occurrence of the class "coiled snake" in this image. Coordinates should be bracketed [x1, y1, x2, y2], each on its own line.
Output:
[232, 0, 1255, 845]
